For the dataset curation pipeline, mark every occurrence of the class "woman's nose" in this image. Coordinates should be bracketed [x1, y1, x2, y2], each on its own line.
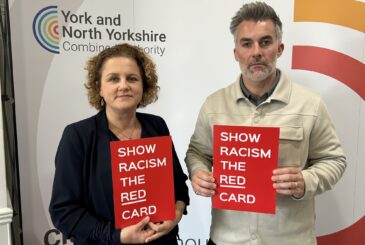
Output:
[118, 79, 129, 91]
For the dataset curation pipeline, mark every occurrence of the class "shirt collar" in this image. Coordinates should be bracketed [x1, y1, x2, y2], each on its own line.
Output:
[240, 70, 281, 106]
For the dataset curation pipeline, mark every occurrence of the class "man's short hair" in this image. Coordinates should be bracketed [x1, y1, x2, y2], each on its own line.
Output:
[230, 1, 283, 42]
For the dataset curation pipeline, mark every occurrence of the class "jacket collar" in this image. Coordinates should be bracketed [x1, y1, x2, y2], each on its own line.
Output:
[232, 69, 291, 105]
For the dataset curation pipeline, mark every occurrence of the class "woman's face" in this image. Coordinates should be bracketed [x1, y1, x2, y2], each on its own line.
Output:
[99, 56, 143, 114]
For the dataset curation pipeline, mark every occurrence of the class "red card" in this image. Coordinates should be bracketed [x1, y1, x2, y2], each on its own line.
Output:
[110, 136, 175, 228]
[212, 125, 279, 214]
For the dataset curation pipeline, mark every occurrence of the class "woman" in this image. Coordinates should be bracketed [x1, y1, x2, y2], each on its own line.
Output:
[49, 43, 190, 244]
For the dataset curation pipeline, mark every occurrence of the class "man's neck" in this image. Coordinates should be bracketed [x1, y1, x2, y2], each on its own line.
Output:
[242, 70, 277, 97]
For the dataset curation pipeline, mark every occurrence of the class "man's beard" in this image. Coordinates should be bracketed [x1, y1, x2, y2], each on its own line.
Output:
[242, 59, 276, 82]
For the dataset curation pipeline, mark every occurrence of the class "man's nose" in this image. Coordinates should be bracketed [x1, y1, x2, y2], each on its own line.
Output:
[252, 43, 262, 56]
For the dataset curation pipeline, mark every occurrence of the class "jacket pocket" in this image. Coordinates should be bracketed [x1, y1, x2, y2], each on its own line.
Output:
[278, 126, 304, 167]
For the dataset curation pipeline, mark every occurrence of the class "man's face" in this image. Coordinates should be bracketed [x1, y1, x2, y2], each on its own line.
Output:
[234, 20, 284, 84]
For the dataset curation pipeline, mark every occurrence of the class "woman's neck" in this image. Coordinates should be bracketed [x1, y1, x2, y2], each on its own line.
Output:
[106, 107, 139, 140]
[107, 109, 136, 129]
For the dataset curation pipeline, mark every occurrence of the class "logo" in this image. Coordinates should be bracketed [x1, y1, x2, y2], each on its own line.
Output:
[32, 6, 59, 54]
[31, 6, 168, 56]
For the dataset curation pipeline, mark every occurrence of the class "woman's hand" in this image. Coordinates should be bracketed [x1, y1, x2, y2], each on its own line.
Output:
[120, 216, 155, 244]
[145, 201, 185, 243]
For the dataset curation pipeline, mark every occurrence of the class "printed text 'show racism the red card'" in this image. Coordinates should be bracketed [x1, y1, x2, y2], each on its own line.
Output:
[213, 125, 279, 214]
[110, 136, 175, 228]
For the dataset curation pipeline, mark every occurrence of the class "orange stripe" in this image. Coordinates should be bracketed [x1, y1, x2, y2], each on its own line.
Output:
[294, 0, 365, 33]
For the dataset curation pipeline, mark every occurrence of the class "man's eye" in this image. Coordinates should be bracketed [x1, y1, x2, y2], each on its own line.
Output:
[260, 39, 272, 47]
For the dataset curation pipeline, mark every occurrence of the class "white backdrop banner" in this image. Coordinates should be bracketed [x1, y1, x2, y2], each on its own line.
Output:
[9, 0, 364, 244]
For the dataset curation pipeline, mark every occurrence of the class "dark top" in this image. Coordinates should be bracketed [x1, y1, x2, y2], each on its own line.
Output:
[49, 110, 190, 245]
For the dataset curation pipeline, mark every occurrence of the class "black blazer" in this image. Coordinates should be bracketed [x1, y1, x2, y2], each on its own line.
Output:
[49, 110, 189, 245]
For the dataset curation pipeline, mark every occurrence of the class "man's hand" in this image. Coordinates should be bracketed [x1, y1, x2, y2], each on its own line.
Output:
[191, 169, 216, 197]
[272, 167, 305, 198]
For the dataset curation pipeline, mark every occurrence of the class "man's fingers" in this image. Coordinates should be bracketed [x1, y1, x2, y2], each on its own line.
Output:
[193, 169, 215, 182]
[272, 174, 297, 182]
[193, 182, 215, 196]
[192, 169, 216, 196]
[193, 175, 216, 189]
[273, 167, 301, 175]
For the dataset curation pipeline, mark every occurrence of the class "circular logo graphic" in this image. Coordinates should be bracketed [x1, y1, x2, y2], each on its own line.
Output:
[32, 6, 59, 54]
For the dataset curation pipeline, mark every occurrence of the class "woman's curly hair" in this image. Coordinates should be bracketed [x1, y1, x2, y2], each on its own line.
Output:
[85, 43, 159, 110]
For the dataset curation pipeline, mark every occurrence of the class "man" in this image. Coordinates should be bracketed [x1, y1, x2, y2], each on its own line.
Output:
[185, 2, 346, 245]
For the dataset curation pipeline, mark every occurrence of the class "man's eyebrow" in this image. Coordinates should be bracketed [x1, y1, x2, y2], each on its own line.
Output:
[238, 38, 252, 43]
[260, 35, 273, 40]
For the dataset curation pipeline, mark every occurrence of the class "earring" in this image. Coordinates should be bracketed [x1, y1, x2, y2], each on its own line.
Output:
[100, 98, 105, 107]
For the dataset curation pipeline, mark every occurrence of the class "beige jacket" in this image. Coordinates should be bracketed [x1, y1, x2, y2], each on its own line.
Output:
[185, 72, 346, 245]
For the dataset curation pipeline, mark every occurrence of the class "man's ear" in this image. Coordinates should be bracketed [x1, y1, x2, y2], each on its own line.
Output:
[233, 48, 239, 61]
[277, 43, 284, 58]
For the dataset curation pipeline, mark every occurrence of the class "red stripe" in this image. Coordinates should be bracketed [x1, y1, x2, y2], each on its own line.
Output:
[292, 45, 365, 100]
[317, 216, 365, 245]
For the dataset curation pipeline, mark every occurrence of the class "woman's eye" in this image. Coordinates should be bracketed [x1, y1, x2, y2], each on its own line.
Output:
[127, 76, 139, 82]
[109, 76, 119, 82]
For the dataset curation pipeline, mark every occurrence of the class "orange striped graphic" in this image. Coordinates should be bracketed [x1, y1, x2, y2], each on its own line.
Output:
[294, 0, 365, 33]
[293, 0, 365, 244]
